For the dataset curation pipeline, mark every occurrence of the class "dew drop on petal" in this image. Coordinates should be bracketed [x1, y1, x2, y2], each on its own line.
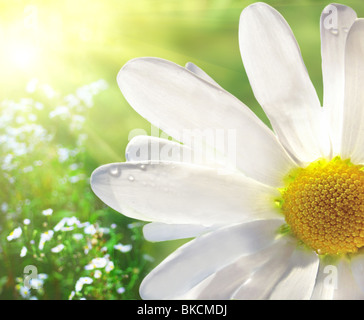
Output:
[109, 166, 121, 177]
[128, 175, 135, 182]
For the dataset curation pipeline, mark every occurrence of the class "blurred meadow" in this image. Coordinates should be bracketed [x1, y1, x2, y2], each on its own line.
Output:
[1, 0, 364, 300]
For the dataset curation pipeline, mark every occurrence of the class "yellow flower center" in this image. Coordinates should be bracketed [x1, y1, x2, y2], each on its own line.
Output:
[280, 157, 364, 255]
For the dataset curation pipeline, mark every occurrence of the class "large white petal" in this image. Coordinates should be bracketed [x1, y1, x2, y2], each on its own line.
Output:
[91, 161, 280, 225]
[182, 239, 294, 300]
[185, 62, 222, 88]
[350, 252, 364, 295]
[267, 248, 319, 299]
[118, 57, 295, 187]
[334, 259, 364, 299]
[179, 243, 277, 299]
[310, 259, 337, 300]
[139, 220, 283, 299]
[143, 222, 216, 242]
[232, 238, 296, 299]
[320, 4, 357, 155]
[341, 19, 364, 162]
[312, 257, 364, 300]
[239, 2, 330, 163]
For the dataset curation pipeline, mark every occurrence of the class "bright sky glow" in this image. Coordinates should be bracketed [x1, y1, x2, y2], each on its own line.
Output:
[7, 42, 38, 69]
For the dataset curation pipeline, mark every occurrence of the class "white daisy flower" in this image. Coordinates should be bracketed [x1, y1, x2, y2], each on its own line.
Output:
[39, 230, 54, 250]
[7, 227, 22, 241]
[54, 216, 81, 232]
[75, 277, 93, 292]
[51, 244, 65, 253]
[91, 3, 364, 299]
[94, 270, 102, 279]
[84, 257, 108, 270]
[41, 208, 53, 216]
[84, 224, 97, 235]
[105, 261, 114, 273]
[19, 286, 31, 299]
[114, 243, 132, 253]
[29, 278, 43, 290]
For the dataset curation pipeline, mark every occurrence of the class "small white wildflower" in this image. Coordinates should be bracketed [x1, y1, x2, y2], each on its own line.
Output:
[89, 257, 108, 269]
[72, 233, 83, 241]
[75, 277, 93, 292]
[42, 208, 53, 216]
[19, 286, 31, 298]
[114, 243, 132, 253]
[38, 274, 48, 280]
[69, 290, 75, 300]
[69, 175, 83, 184]
[60, 226, 74, 232]
[94, 270, 102, 279]
[1, 202, 8, 212]
[143, 254, 155, 263]
[83, 241, 92, 255]
[51, 244, 65, 253]
[117, 287, 125, 294]
[105, 261, 114, 273]
[20, 246, 27, 257]
[57, 147, 71, 162]
[69, 163, 79, 171]
[65, 216, 80, 226]
[29, 278, 43, 290]
[39, 230, 54, 250]
[7, 227, 22, 241]
[127, 222, 143, 229]
[54, 216, 81, 232]
[23, 166, 34, 173]
[98, 227, 110, 234]
[23, 219, 31, 225]
[54, 218, 67, 231]
[49, 105, 70, 119]
[84, 224, 96, 235]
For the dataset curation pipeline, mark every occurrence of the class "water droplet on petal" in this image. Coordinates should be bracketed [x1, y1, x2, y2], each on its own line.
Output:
[343, 27, 349, 33]
[330, 28, 339, 35]
[109, 166, 121, 177]
[140, 164, 146, 170]
[128, 175, 135, 182]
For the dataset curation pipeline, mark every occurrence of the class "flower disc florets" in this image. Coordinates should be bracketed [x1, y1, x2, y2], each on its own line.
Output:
[281, 157, 364, 255]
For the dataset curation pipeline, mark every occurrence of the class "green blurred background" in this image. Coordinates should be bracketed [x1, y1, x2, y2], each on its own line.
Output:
[1, 0, 364, 300]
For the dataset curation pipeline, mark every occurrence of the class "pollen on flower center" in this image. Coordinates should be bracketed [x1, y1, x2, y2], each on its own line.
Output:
[280, 157, 364, 255]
